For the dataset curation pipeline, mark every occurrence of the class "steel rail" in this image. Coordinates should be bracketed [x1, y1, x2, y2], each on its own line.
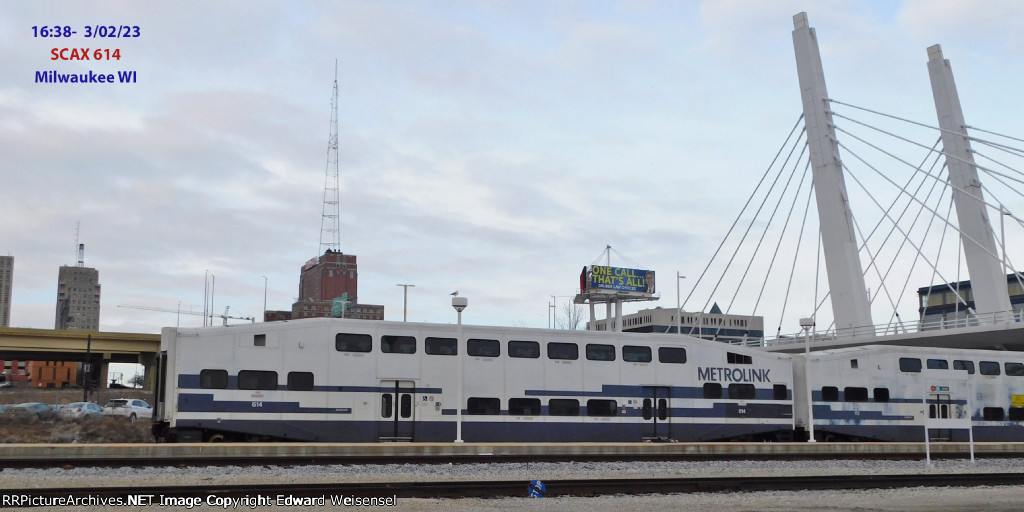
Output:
[3, 473, 1024, 506]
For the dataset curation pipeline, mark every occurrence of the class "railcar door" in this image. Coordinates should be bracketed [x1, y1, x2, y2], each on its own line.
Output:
[928, 393, 952, 441]
[641, 386, 671, 441]
[378, 380, 416, 441]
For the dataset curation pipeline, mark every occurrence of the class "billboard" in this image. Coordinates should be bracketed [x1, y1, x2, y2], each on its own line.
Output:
[586, 265, 655, 294]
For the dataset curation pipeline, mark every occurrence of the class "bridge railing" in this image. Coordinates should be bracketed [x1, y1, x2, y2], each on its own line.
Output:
[750, 309, 1024, 349]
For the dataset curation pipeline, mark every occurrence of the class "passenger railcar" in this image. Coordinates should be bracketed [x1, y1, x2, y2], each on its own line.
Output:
[795, 345, 1024, 442]
[152, 318, 794, 442]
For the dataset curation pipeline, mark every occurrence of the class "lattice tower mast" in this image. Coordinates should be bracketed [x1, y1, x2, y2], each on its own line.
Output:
[318, 62, 341, 255]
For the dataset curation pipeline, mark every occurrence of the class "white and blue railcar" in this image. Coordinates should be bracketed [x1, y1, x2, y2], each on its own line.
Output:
[795, 345, 1024, 442]
[152, 318, 794, 442]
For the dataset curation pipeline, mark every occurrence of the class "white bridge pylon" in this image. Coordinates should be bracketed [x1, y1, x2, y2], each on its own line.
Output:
[790, 12, 1012, 338]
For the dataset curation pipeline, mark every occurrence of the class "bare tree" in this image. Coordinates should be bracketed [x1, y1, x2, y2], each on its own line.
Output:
[129, 372, 145, 388]
[557, 299, 586, 330]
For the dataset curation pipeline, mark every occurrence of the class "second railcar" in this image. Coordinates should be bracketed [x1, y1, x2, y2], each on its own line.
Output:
[152, 317, 794, 442]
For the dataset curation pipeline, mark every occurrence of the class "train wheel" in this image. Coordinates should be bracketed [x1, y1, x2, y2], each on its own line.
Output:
[208, 433, 226, 443]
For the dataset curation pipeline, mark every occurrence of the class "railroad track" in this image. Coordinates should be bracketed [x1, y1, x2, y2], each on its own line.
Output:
[3, 473, 1024, 507]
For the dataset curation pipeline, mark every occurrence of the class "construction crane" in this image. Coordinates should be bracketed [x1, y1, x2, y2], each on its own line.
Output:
[117, 304, 255, 326]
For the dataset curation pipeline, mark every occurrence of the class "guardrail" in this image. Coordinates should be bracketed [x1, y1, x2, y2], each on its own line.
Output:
[746, 309, 1024, 349]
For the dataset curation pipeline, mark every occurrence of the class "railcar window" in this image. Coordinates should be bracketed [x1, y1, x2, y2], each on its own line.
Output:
[899, 358, 922, 373]
[623, 345, 652, 363]
[980, 361, 1001, 375]
[547, 342, 579, 360]
[728, 383, 756, 400]
[586, 344, 615, 361]
[425, 337, 458, 355]
[586, 399, 618, 417]
[844, 387, 869, 402]
[658, 399, 668, 420]
[254, 334, 266, 347]
[381, 335, 417, 354]
[468, 338, 500, 357]
[287, 372, 314, 391]
[983, 407, 1005, 421]
[658, 347, 687, 364]
[199, 369, 228, 389]
[873, 388, 890, 402]
[335, 333, 372, 353]
[381, 395, 392, 418]
[400, 394, 412, 418]
[508, 340, 540, 359]
[238, 370, 277, 390]
[727, 352, 752, 365]
[821, 386, 839, 401]
[509, 398, 541, 416]
[953, 360, 975, 374]
[927, 359, 949, 370]
[1010, 407, 1024, 421]
[467, 397, 501, 415]
[548, 399, 580, 416]
[642, 399, 652, 420]
[1006, 362, 1024, 376]
[703, 383, 722, 399]
[773, 384, 788, 400]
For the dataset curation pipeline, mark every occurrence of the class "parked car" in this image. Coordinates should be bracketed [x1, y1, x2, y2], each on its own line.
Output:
[103, 399, 152, 422]
[59, 402, 105, 421]
[6, 402, 57, 420]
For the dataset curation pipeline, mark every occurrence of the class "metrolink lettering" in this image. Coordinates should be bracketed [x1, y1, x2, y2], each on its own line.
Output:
[34, 70, 136, 84]
[698, 367, 771, 383]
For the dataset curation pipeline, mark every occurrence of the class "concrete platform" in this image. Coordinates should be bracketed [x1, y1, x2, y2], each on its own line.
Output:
[0, 441, 1020, 464]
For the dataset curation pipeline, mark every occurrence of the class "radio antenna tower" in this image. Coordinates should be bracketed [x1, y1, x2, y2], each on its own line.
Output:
[318, 60, 342, 255]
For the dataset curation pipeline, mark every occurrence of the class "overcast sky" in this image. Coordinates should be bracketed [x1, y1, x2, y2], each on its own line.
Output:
[3, 1, 1023, 337]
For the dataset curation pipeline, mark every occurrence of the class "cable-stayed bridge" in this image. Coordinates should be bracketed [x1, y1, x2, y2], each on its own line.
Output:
[682, 13, 1024, 353]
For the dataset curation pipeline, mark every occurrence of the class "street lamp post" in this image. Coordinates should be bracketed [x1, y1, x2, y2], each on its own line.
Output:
[262, 276, 267, 322]
[800, 317, 816, 442]
[452, 295, 468, 443]
[676, 272, 686, 335]
[397, 284, 415, 322]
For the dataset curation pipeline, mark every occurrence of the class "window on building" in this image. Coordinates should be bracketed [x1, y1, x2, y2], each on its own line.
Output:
[381, 335, 416, 354]
[508, 340, 540, 358]
[585, 344, 615, 361]
[658, 347, 687, 364]
[622, 345, 652, 363]
[586, 399, 618, 417]
[468, 338, 500, 357]
[548, 399, 580, 416]
[467, 397, 501, 415]
[425, 337, 457, 356]
[547, 342, 579, 360]
[508, 398, 541, 416]
[335, 333, 372, 352]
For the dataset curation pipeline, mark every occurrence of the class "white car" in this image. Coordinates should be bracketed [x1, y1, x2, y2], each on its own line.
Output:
[59, 402, 105, 421]
[103, 399, 152, 422]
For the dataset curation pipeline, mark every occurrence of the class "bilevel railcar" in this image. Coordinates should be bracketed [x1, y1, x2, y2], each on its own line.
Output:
[794, 345, 1024, 442]
[151, 317, 794, 443]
